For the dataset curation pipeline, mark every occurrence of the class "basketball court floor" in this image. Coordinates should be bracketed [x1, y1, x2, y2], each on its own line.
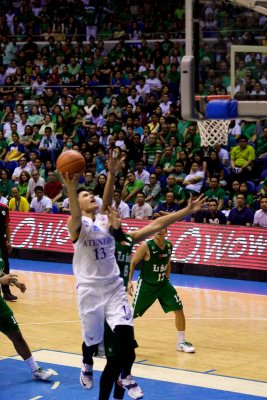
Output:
[1, 259, 267, 400]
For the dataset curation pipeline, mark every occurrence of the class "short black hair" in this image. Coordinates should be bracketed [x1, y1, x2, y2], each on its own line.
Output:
[77, 186, 87, 195]
[237, 134, 248, 143]
[34, 185, 44, 193]
[208, 198, 218, 205]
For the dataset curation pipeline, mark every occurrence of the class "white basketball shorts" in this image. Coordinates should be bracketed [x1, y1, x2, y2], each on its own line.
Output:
[77, 277, 133, 346]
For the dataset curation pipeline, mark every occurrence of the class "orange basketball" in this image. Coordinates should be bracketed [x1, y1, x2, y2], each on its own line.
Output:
[56, 150, 86, 177]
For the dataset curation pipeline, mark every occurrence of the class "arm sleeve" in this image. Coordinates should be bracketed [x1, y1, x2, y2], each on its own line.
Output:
[109, 226, 127, 242]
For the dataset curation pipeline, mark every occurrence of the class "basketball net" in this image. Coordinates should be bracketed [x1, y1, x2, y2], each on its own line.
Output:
[197, 119, 230, 147]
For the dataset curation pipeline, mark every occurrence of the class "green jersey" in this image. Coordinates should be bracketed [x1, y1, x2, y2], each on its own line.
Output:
[115, 234, 134, 287]
[141, 239, 173, 285]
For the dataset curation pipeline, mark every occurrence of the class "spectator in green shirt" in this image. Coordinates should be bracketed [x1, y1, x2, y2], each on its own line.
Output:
[183, 122, 201, 152]
[230, 134, 255, 180]
[239, 182, 254, 208]
[160, 146, 177, 175]
[162, 175, 187, 207]
[0, 132, 8, 160]
[252, 126, 267, 158]
[122, 171, 144, 205]
[241, 120, 256, 140]
[143, 133, 162, 171]
[0, 169, 14, 199]
[205, 176, 226, 211]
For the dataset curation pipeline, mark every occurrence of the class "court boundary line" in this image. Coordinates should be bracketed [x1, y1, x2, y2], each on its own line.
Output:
[12, 269, 267, 297]
[1, 348, 267, 386]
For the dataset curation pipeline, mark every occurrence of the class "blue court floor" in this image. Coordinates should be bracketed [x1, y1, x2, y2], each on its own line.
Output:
[1, 258, 266, 400]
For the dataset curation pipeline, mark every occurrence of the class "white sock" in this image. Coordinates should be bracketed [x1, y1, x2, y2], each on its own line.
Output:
[25, 356, 39, 372]
[178, 331, 185, 344]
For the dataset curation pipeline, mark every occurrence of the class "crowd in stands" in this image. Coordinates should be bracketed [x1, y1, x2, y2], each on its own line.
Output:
[0, 0, 267, 228]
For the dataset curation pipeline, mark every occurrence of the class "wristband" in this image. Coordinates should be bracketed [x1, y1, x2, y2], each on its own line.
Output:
[109, 226, 127, 241]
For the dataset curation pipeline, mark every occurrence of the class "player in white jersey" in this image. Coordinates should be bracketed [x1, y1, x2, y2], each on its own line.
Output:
[62, 149, 143, 400]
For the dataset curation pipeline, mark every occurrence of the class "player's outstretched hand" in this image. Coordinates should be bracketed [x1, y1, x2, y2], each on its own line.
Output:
[0, 274, 18, 286]
[60, 172, 82, 188]
[107, 206, 121, 230]
[187, 193, 207, 214]
[127, 281, 134, 297]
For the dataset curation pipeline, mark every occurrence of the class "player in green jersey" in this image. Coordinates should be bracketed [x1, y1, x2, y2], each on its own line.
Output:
[0, 267, 54, 380]
[128, 228, 195, 354]
[99, 194, 205, 399]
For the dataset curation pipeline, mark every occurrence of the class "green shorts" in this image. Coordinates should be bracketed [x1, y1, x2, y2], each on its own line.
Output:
[104, 321, 138, 358]
[133, 278, 183, 318]
[0, 295, 19, 335]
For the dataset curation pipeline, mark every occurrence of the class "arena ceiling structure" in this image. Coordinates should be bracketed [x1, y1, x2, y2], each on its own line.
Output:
[229, 0, 267, 16]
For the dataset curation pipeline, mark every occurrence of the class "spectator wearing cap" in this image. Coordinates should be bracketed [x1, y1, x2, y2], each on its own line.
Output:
[230, 134, 255, 180]
[227, 193, 254, 226]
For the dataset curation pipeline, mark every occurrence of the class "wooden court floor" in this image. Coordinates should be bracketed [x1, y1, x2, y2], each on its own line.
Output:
[1, 270, 267, 384]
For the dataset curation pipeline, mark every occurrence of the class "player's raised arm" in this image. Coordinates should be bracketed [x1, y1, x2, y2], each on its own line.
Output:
[128, 241, 148, 296]
[101, 149, 122, 213]
[129, 194, 206, 243]
[61, 173, 83, 239]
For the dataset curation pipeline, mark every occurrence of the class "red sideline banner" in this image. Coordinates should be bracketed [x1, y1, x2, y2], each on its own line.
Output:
[9, 212, 267, 271]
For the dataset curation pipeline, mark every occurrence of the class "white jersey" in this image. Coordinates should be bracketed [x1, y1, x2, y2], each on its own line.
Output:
[73, 214, 120, 285]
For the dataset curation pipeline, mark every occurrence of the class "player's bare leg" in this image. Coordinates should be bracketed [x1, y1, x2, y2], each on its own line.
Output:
[174, 309, 195, 353]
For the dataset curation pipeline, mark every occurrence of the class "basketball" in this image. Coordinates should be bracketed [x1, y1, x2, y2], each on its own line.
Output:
[56, 150, 86, 177]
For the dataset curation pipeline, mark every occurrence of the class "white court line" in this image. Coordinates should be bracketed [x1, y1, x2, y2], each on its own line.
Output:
[10, 350, 267, 398]
[18, 316, 267, 327]
[29, 397, 42, 400]
[12, 269, 267, 297]
[51, 382, 60, 390]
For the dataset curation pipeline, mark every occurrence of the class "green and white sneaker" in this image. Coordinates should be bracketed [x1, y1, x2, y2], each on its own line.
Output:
[177, 341, 195, 353]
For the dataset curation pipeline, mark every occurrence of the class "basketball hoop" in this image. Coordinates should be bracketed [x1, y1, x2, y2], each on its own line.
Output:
[197, 119, 230, 147]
